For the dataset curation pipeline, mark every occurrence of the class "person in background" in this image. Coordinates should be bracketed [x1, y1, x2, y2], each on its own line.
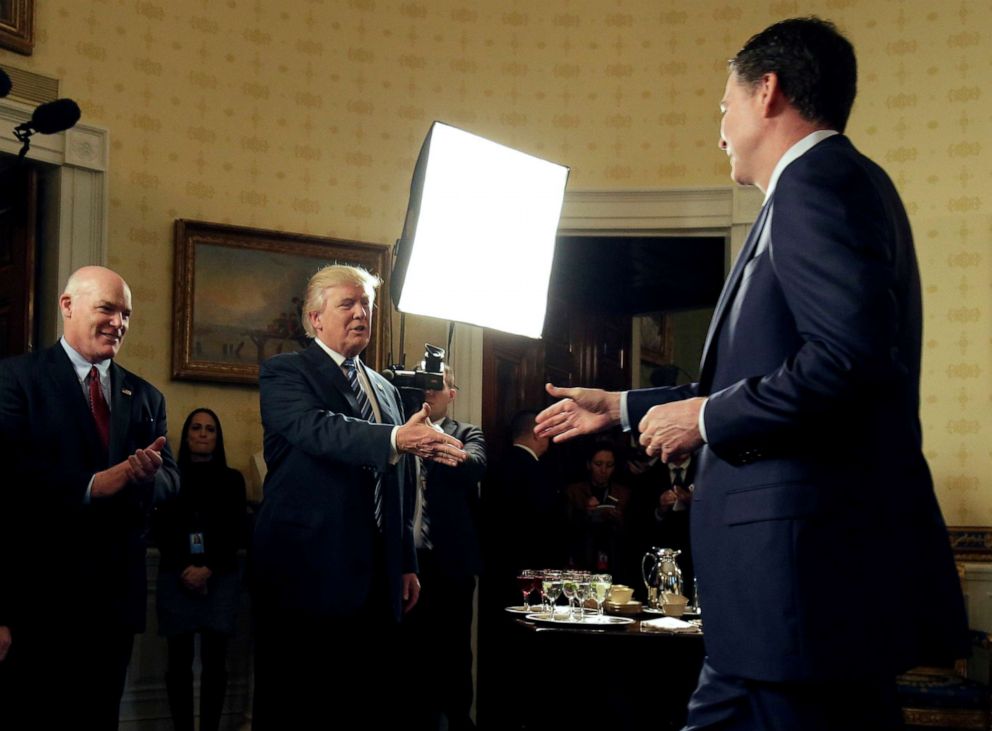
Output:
[0, 265, 179, 729]
[564, 442, 631, 574]
[404, 365, 487, 731]
[152, 407, 247, 731]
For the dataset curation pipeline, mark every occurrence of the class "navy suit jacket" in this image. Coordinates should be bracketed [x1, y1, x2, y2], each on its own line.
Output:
[0, 343, 179, 632]
[422, 417, 486, 579]
[252, 343, 417, 621]
[627, 135, 967, 683]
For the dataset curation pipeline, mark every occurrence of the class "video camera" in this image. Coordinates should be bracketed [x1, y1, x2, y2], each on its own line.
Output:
[382, 343, 446, 418]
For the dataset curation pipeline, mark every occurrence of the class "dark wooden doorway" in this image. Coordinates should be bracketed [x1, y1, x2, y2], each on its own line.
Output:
[0, 159, 38, 358]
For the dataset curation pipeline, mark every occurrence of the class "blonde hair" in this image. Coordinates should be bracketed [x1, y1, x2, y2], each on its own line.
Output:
[301, 264, 381, 338]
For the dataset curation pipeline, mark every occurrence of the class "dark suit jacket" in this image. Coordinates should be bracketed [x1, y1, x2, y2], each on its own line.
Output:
[0, 343, 179, 632]
[627, 135, 967, 683]
[423, 417, 486, 579]
[252, 343, 416, 621]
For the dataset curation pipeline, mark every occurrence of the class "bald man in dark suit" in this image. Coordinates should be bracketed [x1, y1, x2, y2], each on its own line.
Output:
[0, 265, 179, 729]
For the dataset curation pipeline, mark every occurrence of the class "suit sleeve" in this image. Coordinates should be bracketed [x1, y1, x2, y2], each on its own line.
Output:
[260, 354, 396, 471]
[625, 383, 700, 433]
[151, 390, 180, 503]
[0, 359, 92, 507]
[703, 156, 900, 458]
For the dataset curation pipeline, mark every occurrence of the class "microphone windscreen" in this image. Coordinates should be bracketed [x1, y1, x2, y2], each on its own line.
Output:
[30, 98, 81, 134]
[0, 69, 11, 98]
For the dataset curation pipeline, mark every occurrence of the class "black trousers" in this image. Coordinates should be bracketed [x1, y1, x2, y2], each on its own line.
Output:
[4, 622, 134, 730]
[683, 659, 904, 731]
[252, 547, 402, 730]
[401, 549, 477, 731]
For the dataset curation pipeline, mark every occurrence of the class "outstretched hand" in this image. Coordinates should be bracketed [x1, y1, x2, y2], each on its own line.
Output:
[396, 403, 468, 467]
[91, 436, 168, 499]
[534, 383, 621, 443]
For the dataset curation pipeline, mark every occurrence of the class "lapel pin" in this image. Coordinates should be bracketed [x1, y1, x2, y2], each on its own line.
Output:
[122, 388, 133, 396]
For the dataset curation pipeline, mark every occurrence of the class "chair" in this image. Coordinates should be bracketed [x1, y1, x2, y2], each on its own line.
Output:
[897, 562, 991, 730]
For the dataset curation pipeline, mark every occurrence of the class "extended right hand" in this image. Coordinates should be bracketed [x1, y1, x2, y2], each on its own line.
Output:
[534, 383, 621, 443]
[396, 403, 467, 467]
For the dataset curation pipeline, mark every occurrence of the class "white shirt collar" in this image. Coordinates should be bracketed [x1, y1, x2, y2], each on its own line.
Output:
[313, 337, 350, 368]
[60, 337, 111, 383]
[513, 443, 539, 461]
[764, 129, 839, 201]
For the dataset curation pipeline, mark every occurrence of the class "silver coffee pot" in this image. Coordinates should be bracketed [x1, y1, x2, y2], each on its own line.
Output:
[641, 546, 683, 609]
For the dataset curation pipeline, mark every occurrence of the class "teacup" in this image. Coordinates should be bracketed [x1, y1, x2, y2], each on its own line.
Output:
[608, 585, 633, 604]
[661, 592, 688, 617]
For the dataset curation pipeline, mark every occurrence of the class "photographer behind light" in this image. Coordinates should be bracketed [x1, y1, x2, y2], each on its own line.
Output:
[400, 361, 487, 731]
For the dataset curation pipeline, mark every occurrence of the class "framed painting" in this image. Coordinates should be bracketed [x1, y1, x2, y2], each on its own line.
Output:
[0, 0, 34, 55]
[173, 219, 392, 384]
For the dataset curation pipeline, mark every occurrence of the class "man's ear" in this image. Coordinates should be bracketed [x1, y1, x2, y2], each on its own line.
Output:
[59, 294, 72, 318]
[759, 72, 787, 117]
[307, 309, 321, 332]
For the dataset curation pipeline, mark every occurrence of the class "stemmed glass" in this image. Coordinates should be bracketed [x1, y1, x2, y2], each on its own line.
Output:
[590, 573, 613, 616]
[542, 570, 563, 618]
[561, 572, 579, 621]
[574, 572, 591, 621]
[516, 569, 538, 611]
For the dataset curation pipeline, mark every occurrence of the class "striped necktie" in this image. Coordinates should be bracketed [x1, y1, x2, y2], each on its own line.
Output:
[343, 358, 383, 529]
[416, 457, 432, 550]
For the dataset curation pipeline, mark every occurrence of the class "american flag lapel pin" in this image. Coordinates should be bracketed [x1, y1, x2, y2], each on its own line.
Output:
[122, 388, 133, 396]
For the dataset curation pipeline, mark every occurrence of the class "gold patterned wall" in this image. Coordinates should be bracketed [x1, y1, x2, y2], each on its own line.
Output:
[3, 0, 989, 522]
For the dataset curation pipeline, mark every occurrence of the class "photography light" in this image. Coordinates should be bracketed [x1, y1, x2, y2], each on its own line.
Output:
[392, 122, 569, 339]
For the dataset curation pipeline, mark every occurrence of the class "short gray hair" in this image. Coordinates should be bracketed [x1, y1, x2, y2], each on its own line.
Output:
[301, 264, 381, 338]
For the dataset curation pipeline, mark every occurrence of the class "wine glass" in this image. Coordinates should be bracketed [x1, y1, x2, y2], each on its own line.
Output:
[516, 569, 537, 611]
[561, 572, 579, 620]
[590, 573, 613, 616]
[542, 571, 563, 617]
[574, 575, 591, 621]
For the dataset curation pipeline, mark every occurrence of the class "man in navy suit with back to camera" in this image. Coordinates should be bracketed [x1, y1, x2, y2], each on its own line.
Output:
[0, 265, 180, 729]
[536, 18, 967, 730]
[251, 264, 468, 729]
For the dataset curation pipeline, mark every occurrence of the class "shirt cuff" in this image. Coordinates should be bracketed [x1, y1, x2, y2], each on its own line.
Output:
[698, 398, 709, 443]
[389, 425, 400, 464]
[84, 475, 95, 504]
[620, 391, 631, 432]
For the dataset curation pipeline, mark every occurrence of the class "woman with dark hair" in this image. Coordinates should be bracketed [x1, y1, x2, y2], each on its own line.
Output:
[153, 408, 246, 731]
[564, 442, 631, 573]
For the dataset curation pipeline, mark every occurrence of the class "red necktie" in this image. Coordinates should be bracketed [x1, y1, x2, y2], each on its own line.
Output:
[88, 365, 110, 451]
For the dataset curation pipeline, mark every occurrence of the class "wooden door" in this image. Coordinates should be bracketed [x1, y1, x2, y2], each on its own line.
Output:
[0, 163, 37, 357]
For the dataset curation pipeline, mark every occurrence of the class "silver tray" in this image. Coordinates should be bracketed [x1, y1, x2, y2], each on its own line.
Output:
[525, 612, 634, 628]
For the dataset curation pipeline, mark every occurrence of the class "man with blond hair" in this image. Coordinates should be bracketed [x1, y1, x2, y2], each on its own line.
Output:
[252, 264, 467, 729]
[0, 265, 179, 729]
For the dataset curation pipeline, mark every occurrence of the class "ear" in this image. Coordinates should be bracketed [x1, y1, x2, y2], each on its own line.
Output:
[758, 72, 786, 118]
[59, 294, 72, 319]
[307, 309, 321, 332]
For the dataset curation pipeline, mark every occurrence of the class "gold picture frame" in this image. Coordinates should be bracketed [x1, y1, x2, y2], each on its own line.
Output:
[172, 219, 392, 385]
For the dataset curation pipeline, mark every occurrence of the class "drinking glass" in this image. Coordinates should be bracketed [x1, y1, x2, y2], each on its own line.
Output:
[516, 569, 537, 611]
[590, 573, 613, 616]
[561, 572, 579, 620]
[542, 571, 563, 617]
[574, 576, 591, 621]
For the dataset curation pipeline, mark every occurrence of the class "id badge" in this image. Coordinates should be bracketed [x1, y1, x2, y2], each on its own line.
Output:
[189, 532, 205, 555]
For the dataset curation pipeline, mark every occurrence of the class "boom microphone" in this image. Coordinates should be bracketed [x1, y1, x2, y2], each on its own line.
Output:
[15, 98, 81, 136]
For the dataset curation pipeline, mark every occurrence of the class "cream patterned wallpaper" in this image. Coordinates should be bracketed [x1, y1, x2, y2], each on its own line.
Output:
[2, 0, 989, 522]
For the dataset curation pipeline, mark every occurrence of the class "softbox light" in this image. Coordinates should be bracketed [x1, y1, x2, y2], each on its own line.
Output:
[392, 122, 569, 339]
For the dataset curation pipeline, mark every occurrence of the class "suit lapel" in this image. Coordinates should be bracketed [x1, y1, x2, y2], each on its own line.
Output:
[109, 362, 133, 462]
[363, 363, 399, 425]
[301, 343, 363, 417]
[46, 344, 104, 459]
[698, 199, 773, 380]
